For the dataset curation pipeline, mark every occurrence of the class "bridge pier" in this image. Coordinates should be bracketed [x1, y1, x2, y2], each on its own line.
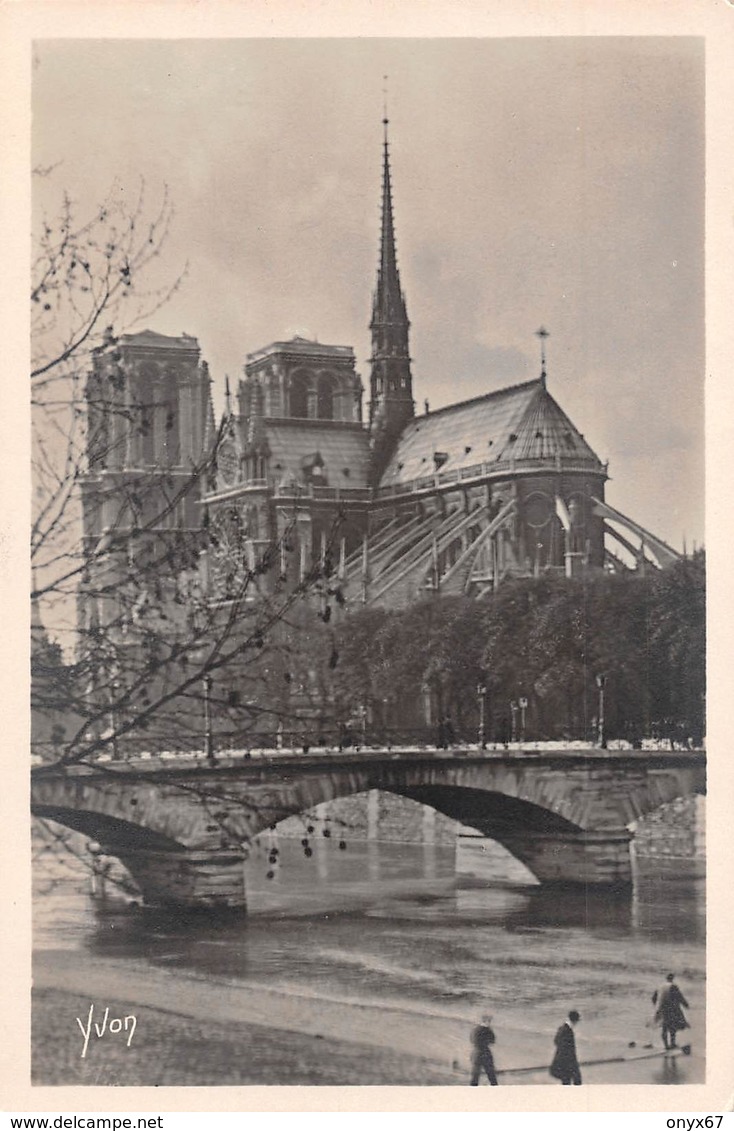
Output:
[111, 846, 248, 910]
[501, 827, 634, 888]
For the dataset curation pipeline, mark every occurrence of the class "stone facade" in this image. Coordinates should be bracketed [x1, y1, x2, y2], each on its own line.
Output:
[631, 795, 706, 860]
[77, 125, 680, 655]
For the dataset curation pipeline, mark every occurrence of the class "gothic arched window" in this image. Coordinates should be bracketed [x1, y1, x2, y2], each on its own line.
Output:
[289, 370, 310, 418]
[139, 363, 157, 466]
[317, 373, 336, 420]
[161, 369, 180, 466]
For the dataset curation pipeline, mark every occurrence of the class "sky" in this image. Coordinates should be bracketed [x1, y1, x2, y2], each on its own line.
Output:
[32, 37, 705, 550]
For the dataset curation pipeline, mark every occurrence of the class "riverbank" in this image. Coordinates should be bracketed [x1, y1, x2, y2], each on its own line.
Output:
[33, 950, 705, 1087]
[33, 987, 462, 1086]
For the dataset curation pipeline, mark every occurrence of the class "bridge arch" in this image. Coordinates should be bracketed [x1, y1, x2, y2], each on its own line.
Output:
[30, 773, 219, 856]
[32, 806, 182, 853]
[31, 750, 705, 908]
[260, 784, 583, 883]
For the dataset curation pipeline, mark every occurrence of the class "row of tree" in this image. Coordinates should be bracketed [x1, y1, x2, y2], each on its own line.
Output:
[302, 554, 705, 746]
[33, 549, 705, 755]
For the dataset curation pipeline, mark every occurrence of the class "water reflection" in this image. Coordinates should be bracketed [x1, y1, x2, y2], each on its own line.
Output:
[33, 828, 706, 1086]
[38, 837, 702, 991]
[500, 883, 635, 933]
[653, 1054, 681, 1085]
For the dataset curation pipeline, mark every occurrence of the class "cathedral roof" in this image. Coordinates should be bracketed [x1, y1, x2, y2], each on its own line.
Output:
[246, 339, 355, 367]
[263, 420, 371, 490]
[118, 329, 200, 352]
[379, 378, 603, 488]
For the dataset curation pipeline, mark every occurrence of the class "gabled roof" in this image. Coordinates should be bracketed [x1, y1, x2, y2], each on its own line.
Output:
[245, 338, 355, 367]
[119, 329, 200, 352]
[379, 379, 603, 487]
[262, 420, 371, 490]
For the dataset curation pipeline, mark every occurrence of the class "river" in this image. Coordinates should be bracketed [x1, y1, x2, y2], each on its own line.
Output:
[32, 822, 705, 1087]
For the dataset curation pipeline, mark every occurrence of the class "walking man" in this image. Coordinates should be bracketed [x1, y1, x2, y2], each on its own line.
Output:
[470, 1013, 498, 1085]
[549, 1010, 582, 1085]
[652, 973, 690, 1050]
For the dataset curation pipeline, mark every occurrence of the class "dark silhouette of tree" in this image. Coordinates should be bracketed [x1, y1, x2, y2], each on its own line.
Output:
[306, 563, 706, 746]
[30, 177, 357, 897]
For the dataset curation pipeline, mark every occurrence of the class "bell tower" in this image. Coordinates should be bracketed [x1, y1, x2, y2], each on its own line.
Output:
[369, 114, 414, 484]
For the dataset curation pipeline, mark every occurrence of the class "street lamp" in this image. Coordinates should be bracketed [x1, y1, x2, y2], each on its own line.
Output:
[110, 678, 120, 761]
[477, 683, 487, 748]
[595, 674, 606, 748]
[203, 674, 215, 762]
[510, 700, 518, 743]
[518, 696, 528, 744]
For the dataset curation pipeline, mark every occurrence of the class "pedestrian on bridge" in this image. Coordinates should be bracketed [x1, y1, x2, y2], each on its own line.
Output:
[549, 1010, 582, 1085]
[469, 1013, 498, 1085]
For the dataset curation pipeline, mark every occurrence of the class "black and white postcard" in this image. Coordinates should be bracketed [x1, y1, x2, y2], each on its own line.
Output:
[2, 0, 733, 1119]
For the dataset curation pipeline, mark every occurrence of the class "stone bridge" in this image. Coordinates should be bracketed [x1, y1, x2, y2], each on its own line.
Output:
[31, 747, 706, 910]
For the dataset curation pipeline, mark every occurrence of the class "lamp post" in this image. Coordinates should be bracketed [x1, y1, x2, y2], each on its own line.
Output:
[595, 674, 606, 748]
[477, 683, 487, 748]
[110, 678, 120, 761]
[510, 699, 518, 743]
[518, 696, 528, 744]
[203, 674, 214, 762]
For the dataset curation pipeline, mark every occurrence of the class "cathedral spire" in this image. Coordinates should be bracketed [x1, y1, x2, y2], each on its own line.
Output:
[369, 104, 414, 483]
[372, 116, 408, 337]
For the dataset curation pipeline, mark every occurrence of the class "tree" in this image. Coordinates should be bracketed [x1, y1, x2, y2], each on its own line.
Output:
[316, 566, 706, 746]
[647, 551, 706, 744]
[30, 176, 349, 771]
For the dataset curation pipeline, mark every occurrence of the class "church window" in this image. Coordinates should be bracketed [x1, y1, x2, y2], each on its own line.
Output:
[289, 371, 310, 418]
[138, 363, 157, 465]
[161, 370, 180, 466]
[317, 374, 336, 420]
[139, 401, 154, 465]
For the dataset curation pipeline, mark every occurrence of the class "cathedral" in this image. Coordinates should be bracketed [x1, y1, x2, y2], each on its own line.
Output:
[81, 121, 680, 640]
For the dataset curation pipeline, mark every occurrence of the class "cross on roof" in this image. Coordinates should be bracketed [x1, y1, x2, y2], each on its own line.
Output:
[535, 326, 550, 382]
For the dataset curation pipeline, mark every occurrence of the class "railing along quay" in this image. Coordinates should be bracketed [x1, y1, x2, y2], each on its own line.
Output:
[31, 729, 704, 766]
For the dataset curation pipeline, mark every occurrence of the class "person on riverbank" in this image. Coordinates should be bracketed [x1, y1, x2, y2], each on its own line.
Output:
[469, 1013, 498, 1085]
[549, 1010, 582, 1085]
[652, 973, 690, 1050]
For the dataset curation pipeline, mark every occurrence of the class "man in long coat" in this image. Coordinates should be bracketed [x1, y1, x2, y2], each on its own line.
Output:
[652, 973, 690, 1050]
[549, 1010, 582, 1085]
[470, 1013, 498, 1085]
